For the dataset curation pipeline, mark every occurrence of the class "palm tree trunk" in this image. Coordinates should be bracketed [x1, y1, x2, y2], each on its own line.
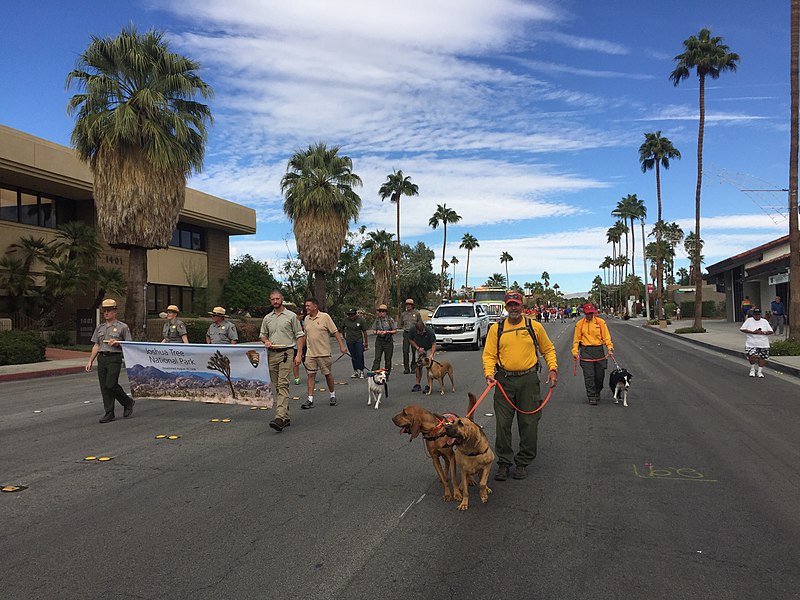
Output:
[440, 225, 447, 299]
[791, 0, 800, 341]
[505, 264, 509, 288]
[641, 220, 650, 320]
[465, 250, 471, 291]
[395, 194, 401, 314]
[313, 271, 327, 310]
[693, 74, 706, 329]
[125, 247, 147, 340]
[629, 217, 636, 278]
[655, 163, 664, 319]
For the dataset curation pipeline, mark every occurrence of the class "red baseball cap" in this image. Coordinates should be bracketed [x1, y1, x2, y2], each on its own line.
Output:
[583, 303, 597, 314]
[504, 291, 524, 305]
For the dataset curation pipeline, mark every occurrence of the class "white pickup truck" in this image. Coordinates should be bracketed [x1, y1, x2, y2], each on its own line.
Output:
[428, 302, 490, 350]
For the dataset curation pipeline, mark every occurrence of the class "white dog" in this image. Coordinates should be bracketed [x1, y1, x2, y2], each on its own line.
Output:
[367, 370, 388, 409]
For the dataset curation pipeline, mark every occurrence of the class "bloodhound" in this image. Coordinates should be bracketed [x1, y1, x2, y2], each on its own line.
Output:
[392, 404, 464, 502]
[443, 393, 495, 511]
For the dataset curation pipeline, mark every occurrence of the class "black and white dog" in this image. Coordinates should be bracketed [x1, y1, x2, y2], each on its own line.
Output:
[608, 367, 633, 407]
[367, 370, 388, 409]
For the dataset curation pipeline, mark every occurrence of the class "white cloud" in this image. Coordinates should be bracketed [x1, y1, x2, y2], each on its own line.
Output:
[635, 105, 769, 123]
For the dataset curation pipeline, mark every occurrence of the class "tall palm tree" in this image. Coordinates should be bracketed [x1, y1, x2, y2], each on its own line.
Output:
[552, 283, 560, 296]
[379, 170, 419, 312]
[671, 28, 739, 328]
[541, 271, 550, 288]
[608, 220, 627, 285]
[67, 25, 212, 337]
[363, 229, 394, 307]
[613, 195, 641, 278]
[640, 131, 681, 317]
[429, 204, 461, 298]
[450, 256, 459, 296]
[486, 273, 506, 288]
[282, 142, 362, 309]
[606, 227, 619, 286]
[684, 231, 705, 286]
[676, 267, 690, 285]
[791, 0, 800, 340]
[459, 233, 479, 292]
[500, 252, 514, 288]
[637, 210, 650, 319]
[662, 221, 685, 285]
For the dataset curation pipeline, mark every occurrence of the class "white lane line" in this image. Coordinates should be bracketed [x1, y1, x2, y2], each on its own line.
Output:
[399, 500, 415, 519]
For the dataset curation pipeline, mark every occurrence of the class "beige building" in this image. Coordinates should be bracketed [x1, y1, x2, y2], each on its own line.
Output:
[0, 124, 256, 330]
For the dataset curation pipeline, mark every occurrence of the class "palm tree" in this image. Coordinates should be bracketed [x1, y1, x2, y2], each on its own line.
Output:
[459, 233, 479, 292]
[363, 229, 394, 307]
[684, 231, 705, 286]
[379, 170, 419, 312]
[640, 131, 681, 316]
[92, 266, 127, 309]
[67, 25, 213, 337]
[671, 28, 739, 328]
[541, 271, 550, 288]
[281, 142, 362, 309]
[791, 0, 800, 340]
[429, 204, 462, 298]
[662, 221, 684, 285]
[552, 283, 560, 296]
[606, 227, 620, 286]
[676, 267, 690, 286]
[608, 221, 627, 285]
[449, 256, 459, 296]
[486, 273, 506, 288]
[613, 195, 641, 278]
[499, 252, 513, 288]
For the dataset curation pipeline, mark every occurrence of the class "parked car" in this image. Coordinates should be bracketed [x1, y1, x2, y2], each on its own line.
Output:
[428, 301, 490, 350]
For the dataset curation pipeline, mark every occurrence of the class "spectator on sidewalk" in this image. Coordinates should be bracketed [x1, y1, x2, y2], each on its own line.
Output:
[770, 296, 786, 336]
[741, 307, 774, 378]
[741, 296, 753, 321]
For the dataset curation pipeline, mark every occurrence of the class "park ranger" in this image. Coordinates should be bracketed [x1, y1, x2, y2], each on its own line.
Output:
[206, 307, 238, 344]
[398, 298, 421, 374]
[161, 304, 189, 343]
[85, 298, 135, 423]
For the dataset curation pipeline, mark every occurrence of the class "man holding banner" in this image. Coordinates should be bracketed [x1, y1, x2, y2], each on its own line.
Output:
[260, 290, 305, 432]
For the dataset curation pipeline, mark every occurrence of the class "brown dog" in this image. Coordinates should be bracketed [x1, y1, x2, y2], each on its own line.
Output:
[392, 405, 462, 501]
[443, 393, 495, 511]
[418, 354, 455, 396]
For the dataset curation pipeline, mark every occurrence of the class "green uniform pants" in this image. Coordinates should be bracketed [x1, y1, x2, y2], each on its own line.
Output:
[579, 345, 606, 402]
[97, 353, 133, 415]
[402, 333, 413, 371]
[493, 371, 541, 467]
[268, 349, 293, 420]
[372, 336, 394, 373]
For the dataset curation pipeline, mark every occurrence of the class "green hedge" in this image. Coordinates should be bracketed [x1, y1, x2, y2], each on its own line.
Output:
[182, 318, 261, 343]
[771, 339, 800, 356]
[680, 300, 720, 318]
[0, 330, 47, 366]
[675, 326, 707, 334]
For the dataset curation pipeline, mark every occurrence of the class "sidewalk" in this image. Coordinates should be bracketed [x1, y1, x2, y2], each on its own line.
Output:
[0, 347, 88, 382]
[635, 317, 800, 378]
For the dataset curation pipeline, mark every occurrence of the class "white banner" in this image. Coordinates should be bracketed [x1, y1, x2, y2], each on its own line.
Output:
[120, 342, 272, 407]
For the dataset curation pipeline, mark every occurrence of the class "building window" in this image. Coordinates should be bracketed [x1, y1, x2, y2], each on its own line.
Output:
[0, 184, 76, 229]
[148, 283, 196, 315]
[170, 222, 205, 251]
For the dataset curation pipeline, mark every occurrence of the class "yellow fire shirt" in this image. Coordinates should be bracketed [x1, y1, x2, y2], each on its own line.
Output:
[483, 318, 557, 376]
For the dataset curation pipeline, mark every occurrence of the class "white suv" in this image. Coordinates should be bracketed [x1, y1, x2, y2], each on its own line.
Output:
[429, 302, 490, 350]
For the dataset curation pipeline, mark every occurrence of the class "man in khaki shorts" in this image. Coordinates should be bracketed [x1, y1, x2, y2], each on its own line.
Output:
[301, 297, 347, 409]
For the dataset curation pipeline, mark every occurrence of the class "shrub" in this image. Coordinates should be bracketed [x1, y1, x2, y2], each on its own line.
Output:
[648, 319, 672, 326]
[234, 319, 261, 343]
[675, 326, 706, 334]
[49, 328, 72, 346]
[0, 330, 47, 365]
[680, 301, 719, 318]
[771, 339, 800, 356]
[664, 302, 677, 317]
[184, 319, 211, 344]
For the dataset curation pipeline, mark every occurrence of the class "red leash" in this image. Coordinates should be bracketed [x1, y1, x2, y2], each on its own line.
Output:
[573, 354, 609, 376]
[466, 380, 554, 418]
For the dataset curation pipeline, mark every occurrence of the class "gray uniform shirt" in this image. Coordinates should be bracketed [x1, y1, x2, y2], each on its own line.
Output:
[91, 319, 132, 353]
[162, 318, 188, 342]
[207, 319, 238, 344]
[260, 309, 304, 348]
[399, 309, 421, 333]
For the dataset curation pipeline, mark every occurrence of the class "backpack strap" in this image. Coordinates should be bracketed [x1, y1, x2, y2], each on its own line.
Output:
[496, 317, 541, 372]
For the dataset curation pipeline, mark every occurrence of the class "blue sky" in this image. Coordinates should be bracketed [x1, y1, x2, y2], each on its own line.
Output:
[2, 1, 793, 294]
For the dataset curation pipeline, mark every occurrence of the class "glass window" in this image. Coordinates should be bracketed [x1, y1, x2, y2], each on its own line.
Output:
[0, 186, 17, 222]
[20, 192, 38, 225]
[181, 288, 193, 315]
[56, 198, 76, 225]
[169, 286, 182, 307]
[39, 196, 56, 228]
[180, 229, 191, 249]
[170, 229, 180, 247]
[147, 283, 157, 314]
[191, 229, 202, 251]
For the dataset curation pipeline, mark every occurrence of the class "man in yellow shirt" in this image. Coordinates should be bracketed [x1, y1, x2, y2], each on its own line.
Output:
[572, 303, 614, 405]
[483, 291, 558, 481]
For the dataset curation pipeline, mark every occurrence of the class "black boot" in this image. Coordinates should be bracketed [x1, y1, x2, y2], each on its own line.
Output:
[99, 412, 115, 424]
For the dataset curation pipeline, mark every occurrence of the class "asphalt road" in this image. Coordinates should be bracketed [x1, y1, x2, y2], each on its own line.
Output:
[1, 321, 799, 600]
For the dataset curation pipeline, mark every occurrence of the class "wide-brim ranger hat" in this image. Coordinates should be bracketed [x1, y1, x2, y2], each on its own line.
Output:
[405, 298, 415, 305]
[377, 304, 388, 311]
[346, 308, 357, 315]
[583, 303, 598, 314]
[100, 298, 117, 309]
[209, 306, 227, 316]
[165, 305, 180, 313]
[504, 291, 523, 305]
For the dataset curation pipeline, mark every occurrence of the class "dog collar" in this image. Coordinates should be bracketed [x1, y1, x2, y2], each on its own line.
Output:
[465, 446, 491, 457]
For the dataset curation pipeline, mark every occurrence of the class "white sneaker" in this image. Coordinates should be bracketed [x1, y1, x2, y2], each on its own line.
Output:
[358, 371, 364, 379]
[749, 368, 756, 377]
[351, 372, 359, 378]
[757, 369, 764, 378]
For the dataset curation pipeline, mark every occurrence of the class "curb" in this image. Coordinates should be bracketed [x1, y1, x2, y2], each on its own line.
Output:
[0, 365, 86, 383]
[644, 325, 800, 379]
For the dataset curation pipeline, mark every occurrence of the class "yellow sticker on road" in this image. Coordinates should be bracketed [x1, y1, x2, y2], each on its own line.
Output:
[155, 435, 167, 439]
[98, 456, 112, 462]
[167, 435, 180, 440]
[221, 419, 231, 423]
[210, 419, 220, 422]
[84, 456, 97, 461]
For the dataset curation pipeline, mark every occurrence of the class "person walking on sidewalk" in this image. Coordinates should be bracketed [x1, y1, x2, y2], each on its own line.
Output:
[371, 304, 397, 376]
[408, 318, 437, 393]
[770, 296, 786, 336]
[260, 290, 305, 432]
[85, 298, 135, 423]
[741, 307, 774, 378]
[341, 308, 368, 378]
[161, 305, 188, 343]
[398, 299, 421, 374]
[572, 303, 614, 405]
[741, 296, 753, 321]
[301, 297, 347, 409]
[483, 291, 558, 482]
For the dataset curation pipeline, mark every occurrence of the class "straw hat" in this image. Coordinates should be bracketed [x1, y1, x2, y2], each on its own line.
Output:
[209, 306, 227, 316]
[100, 298, 117, 309]
[165, 305, 180, 313]
[377, 304, 388, 311]
[405, 298, 414, 305]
